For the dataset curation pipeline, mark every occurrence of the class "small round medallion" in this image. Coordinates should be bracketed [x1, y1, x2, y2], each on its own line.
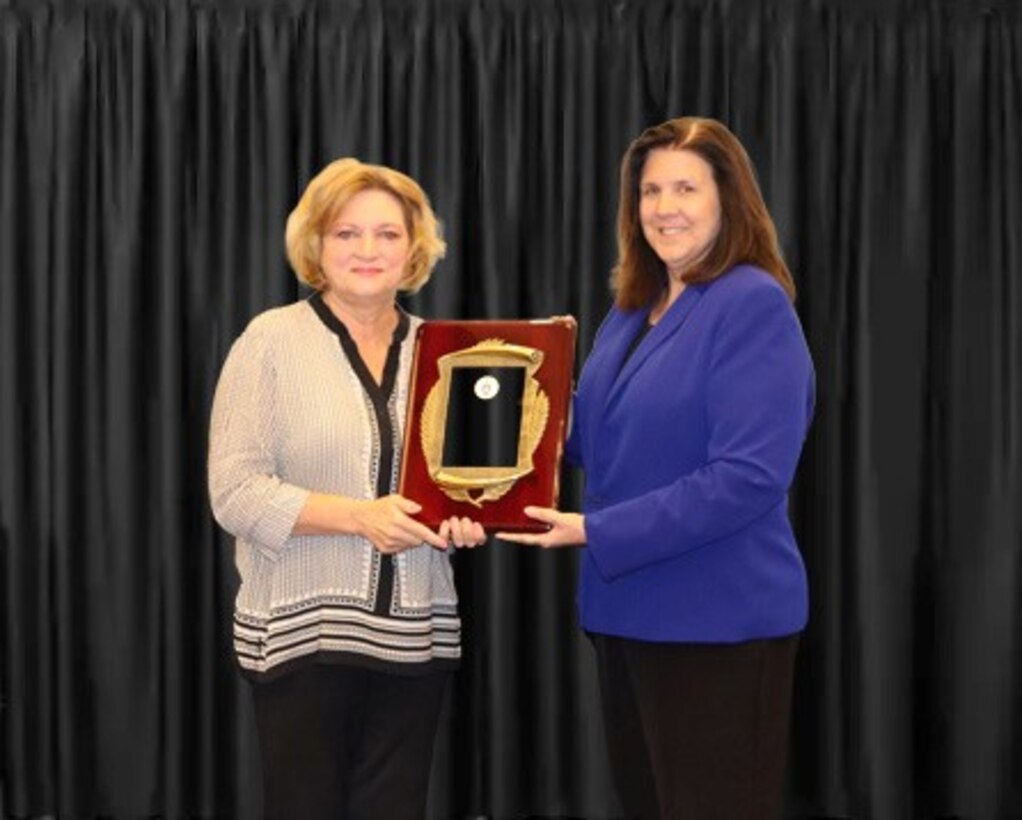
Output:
[474, 375, 500, 401]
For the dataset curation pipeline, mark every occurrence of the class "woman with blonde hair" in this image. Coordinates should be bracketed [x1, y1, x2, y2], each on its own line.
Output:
[209, 158, 484, 819]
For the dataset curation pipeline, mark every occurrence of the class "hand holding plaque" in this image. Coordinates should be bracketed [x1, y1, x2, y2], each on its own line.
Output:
[398, 317, 577, 532]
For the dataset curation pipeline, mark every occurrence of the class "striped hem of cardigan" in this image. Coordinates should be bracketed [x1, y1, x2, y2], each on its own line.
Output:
[233, 601, 461, 675]
[238, 646, 460, 683]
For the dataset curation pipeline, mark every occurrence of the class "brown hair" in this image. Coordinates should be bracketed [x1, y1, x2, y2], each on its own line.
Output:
[285, 158, 446, 293]
[611, 117, 795, 310]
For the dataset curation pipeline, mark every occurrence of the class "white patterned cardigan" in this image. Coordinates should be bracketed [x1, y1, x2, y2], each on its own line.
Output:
[208, 298, 460, 677]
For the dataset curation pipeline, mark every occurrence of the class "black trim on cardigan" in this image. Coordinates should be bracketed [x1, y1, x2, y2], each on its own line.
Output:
[308, 293, 410, 618]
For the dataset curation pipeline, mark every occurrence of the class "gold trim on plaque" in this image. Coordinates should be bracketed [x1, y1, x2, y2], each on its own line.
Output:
[420, 338, 549, 507]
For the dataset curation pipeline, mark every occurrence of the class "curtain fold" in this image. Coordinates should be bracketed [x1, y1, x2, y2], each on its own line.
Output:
[1, 1, 1020, 818]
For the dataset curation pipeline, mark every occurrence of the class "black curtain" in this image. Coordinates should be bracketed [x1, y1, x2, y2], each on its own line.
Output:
[2, 0, 1020, 818]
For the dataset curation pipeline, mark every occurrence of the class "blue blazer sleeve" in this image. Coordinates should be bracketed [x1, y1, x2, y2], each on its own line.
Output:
[584, 279, 814, 581]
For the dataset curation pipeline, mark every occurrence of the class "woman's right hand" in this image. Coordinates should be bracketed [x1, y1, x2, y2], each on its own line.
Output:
[353, 494, 449, 553]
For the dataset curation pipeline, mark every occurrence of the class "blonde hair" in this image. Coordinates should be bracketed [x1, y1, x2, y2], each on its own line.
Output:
[612, 117, 795, 310]
[285, 158, 446, 292]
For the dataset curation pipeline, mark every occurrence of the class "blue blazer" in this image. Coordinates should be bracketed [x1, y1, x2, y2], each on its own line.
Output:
[567, 265, 815, 642]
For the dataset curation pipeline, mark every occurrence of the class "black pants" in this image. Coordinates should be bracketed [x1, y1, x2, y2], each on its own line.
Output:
[250, 663, 451, 820]
[591, 633, 799, 820]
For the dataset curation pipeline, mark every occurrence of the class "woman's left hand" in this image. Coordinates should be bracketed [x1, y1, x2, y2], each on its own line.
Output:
[496, 507, 586, 547]
[439, 516, 487, 548]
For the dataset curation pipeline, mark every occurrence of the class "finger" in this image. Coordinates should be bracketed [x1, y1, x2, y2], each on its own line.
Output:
[373, 538, 401, 555]
[393, 495, 423, 515]
[444, 516, 461, 547]
[454, 516, 475, 547]
[456, 518, 479, 548]
[468, 520, 486, 545]
[522, 506, 560, 526]
[402, 517, 448, 549]
[452, 517, 483, 548]
[438, 519, 451, 543]
[496, 532, 543, 546]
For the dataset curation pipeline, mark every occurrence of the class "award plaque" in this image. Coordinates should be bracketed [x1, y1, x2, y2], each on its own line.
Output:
[398, 317, 577, 532]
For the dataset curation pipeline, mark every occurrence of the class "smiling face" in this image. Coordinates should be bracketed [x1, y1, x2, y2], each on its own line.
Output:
[319, 188, 411, 311]
[638, 148, 722, 280]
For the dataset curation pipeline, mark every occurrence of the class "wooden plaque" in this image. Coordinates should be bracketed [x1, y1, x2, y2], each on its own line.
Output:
[398, 317, 577, 532]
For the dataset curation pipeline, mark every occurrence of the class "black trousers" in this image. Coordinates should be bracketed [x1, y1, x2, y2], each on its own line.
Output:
[250, 663, 451, 820]
[591, 633, 799, 820]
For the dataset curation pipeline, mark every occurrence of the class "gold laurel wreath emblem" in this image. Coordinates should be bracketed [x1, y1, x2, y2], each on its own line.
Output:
[420, 339, 549, 508]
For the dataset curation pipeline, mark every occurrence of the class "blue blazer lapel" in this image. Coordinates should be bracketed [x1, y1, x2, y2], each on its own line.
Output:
[607, 285, 704, 407]
[583, 309, 643, 402]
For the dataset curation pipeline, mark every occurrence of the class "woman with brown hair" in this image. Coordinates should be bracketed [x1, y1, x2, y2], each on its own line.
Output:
[500, 117, 815, 818]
